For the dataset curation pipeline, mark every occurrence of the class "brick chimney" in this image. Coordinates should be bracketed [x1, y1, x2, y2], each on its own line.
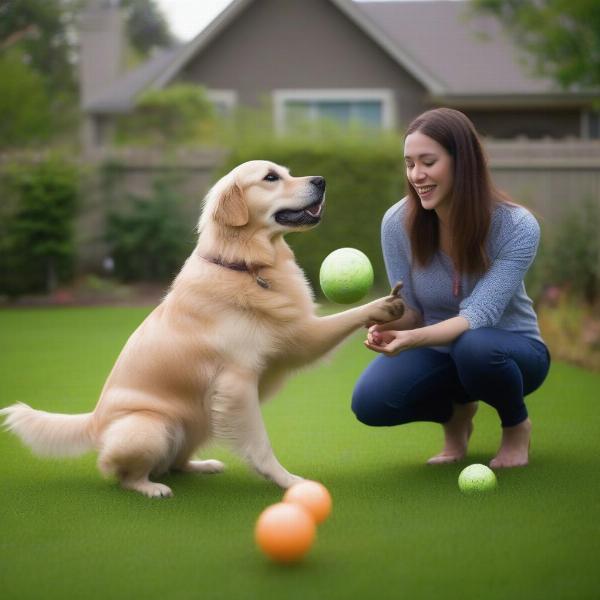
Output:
[79, 0, 126, 107]
[79, 0, 126, 153]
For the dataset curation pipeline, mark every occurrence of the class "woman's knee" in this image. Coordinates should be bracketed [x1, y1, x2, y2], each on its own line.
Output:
[351, 383, 387, 426]
[351, 377, 412, 427]
[451, 328, 500, 367]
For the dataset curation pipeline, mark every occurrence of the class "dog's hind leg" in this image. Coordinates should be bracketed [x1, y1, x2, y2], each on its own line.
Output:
[210, 369, 303, 489]
[97, 413, 179, 498]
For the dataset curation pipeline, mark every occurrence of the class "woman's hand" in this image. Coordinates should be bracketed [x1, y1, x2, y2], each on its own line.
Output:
[364, 316, 470, 356]
[364, 324, 419, 356]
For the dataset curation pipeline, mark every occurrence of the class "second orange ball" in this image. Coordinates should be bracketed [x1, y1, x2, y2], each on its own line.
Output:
[283, 480, 332, 524]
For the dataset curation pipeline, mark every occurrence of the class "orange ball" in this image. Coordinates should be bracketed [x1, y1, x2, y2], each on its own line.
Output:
[255, 502, 316, 563]
[283, 480, 332, 524]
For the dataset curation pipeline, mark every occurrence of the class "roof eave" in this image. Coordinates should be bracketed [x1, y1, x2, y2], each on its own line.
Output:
[432, 91, 600, 109]
[83, 100, 133, 113]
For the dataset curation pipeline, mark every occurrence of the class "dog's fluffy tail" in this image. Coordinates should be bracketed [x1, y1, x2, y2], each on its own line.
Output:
[0, 402, 94, 457]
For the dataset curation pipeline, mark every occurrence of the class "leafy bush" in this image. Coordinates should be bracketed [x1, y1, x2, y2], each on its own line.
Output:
[105, 179, 195, 281]
[538, 198, 600, 304]
[114, 84, 216, 146]
[0, 157, 80, 296]
[538, 297, 600, 371]
[220, 129, 405, 296]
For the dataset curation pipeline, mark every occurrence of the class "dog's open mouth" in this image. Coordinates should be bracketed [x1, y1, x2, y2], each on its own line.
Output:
[274, 199, 325, 226]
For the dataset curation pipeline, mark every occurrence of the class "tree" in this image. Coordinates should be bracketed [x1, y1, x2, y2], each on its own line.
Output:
[472, 0, 600, 89]
[0, 50, 53, 148]
[121, 0, 175, 56]
[0, 157, 80, 295]
[0, 0, 175, 147]
[0, 0, 80, 97]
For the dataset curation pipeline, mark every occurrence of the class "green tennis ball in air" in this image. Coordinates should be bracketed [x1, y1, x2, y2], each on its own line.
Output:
[319, 248, 374, 304]
[458, 464, 498, 494]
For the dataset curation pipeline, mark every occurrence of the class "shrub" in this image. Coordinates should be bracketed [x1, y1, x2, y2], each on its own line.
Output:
[538, 296, 600, 371]
[114, 84, 216, 146]
[541, 198, 600, 304]
[220, 129, 405, 296]
[105, 179, 195, 281]
[0, 157, 80, 295]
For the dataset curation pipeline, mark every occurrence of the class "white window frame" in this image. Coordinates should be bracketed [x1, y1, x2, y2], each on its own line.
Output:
[206, 89, 238, 115]
[273, 89, 396, 134]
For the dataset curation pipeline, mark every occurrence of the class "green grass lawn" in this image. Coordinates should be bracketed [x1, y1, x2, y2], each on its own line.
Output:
[1, 307, 599, 600]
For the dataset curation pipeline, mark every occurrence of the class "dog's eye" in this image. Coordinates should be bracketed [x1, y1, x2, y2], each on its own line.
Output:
[263, 172, 280, 182]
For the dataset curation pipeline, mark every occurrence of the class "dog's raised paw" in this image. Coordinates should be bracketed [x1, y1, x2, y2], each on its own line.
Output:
[390, 281, 404, 297]
[385, 295, 405, 319]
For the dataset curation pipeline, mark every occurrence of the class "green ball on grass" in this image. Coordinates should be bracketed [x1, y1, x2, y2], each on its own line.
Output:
[458, 464, 498, 494]
[319, 248, 374, 304]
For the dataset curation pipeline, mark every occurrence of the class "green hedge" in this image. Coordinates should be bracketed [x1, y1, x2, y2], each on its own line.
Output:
[105, 178, 195, 282]
[220, 133, 406, 297]
[0, 156, 80, 296]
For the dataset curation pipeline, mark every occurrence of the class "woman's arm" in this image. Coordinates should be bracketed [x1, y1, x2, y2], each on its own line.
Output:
[365, 316, 469, 356]
[459, 208, 540, 329]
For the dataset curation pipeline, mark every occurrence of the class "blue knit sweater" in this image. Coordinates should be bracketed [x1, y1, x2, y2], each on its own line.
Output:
[381, 198, 543, 346]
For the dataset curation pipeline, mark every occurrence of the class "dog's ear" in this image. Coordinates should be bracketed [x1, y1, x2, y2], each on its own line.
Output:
[213, 182, 249, 227]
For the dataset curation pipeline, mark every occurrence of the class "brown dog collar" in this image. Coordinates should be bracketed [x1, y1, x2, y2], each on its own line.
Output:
[201, 256, 270, 289]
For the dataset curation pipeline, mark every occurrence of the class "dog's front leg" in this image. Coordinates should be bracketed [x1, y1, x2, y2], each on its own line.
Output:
[210, 368, 303, 488]
[291, 283, 406, 364]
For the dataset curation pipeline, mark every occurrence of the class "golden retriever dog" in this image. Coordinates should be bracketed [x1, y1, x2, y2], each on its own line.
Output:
[1, 160, 404, 498]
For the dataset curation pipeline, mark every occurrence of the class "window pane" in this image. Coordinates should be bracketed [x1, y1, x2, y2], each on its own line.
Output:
[316, 101, 352, 123]
[353, 101, 382, 127]
[283, 98, 385, 130]
[212, 101, 231, 118]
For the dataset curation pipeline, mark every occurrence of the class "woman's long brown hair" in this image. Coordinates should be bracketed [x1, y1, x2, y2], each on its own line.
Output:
[405, 108, 511, 276]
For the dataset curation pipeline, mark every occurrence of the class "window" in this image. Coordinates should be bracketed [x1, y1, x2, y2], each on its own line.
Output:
[273, 90, 395, 133]
[206, 90, 237, 117]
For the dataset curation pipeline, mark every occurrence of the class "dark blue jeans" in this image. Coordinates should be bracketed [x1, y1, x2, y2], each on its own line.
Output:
[351, 328, 550, 428]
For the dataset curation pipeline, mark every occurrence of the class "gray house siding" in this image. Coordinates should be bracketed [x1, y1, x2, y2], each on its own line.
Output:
[176, 0, 427, 129]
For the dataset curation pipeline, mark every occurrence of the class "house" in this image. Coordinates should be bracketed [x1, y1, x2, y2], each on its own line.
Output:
[79, 0, 600, 152]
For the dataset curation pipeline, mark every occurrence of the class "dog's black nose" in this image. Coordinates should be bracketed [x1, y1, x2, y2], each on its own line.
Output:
[310, 177, 326, 191]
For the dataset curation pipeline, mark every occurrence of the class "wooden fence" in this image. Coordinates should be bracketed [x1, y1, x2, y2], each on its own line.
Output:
[2, 140, 599, 271]
[485, 140, 600, 226]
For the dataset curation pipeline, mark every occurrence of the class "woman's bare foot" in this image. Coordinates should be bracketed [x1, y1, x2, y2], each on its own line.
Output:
[489, 418, 531, 468]
[427, 402, 478, 465]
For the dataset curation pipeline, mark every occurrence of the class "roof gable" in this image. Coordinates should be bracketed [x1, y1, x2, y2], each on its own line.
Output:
[152, 0, 444, 93]
[84, 0, 592, 114]
[356, 1, 556, 96]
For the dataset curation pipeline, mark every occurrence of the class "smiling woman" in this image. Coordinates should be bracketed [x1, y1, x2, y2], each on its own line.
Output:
[403, 133, 454, 227]
[351, 107, 550, 472]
